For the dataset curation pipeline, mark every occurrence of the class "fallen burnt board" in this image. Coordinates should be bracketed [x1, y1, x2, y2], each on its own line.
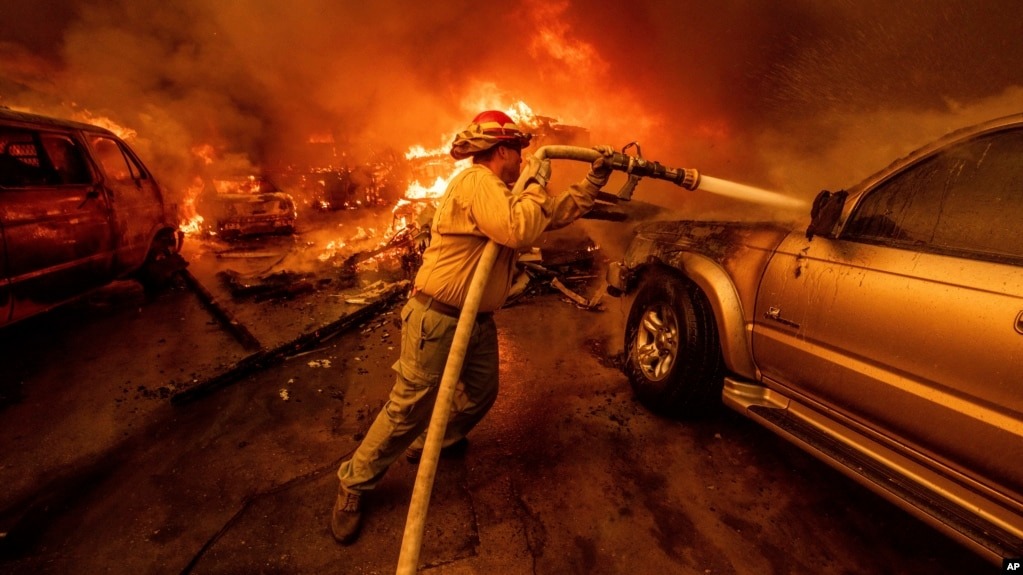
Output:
[180, 269, 263, 351]
[171, 287, 405, 405]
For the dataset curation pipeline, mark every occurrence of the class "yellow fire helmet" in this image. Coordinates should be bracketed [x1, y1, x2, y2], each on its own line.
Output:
[450, 110, 533, 160]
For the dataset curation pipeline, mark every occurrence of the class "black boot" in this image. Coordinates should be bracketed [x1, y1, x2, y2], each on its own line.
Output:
[330, 487, 362, 544]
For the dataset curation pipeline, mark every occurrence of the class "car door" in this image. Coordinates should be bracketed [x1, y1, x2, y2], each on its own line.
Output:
[0, 125, 115, 324]
[86, 134, 164, 273]
[752, 126, 1023, 500]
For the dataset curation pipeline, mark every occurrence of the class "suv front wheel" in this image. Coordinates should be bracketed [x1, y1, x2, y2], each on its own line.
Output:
[136, 230, 186, 295]
[624, 269, 725, 418]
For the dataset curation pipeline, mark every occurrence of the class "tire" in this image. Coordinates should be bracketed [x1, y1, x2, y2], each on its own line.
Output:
[624, 269, 725, 418]
[137, 231, 186, 295]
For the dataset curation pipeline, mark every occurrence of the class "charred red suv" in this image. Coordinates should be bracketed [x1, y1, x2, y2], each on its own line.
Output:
[606, 114, 1023, 563]
[0, 109, 182, 327]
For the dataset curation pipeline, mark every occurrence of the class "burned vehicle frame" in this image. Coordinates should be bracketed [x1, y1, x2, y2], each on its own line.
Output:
[0, 108, 183, 327]
[606, 114, 1023, 563]
[198, 176, 297, 239]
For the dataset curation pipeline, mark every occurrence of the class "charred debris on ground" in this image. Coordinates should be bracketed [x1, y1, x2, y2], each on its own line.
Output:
[173, 202, 614, 404]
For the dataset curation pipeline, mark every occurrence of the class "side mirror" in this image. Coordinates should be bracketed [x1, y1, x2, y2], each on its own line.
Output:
[806, 189, 847, 240]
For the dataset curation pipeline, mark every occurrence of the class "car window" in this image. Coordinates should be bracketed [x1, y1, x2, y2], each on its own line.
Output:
[0, 127, 60, 187]
[40, 134, 92, 185]
[843, 127, 1023, 264]
[89, 135, 147, 183]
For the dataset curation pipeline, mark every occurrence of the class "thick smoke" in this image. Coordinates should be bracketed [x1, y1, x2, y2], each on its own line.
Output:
[1, 0, 1021, 211]
[2, 0, 1021, 358]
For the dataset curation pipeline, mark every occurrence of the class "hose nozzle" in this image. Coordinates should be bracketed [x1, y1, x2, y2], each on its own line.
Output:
[607, 152, 700, 191]
[520, 145, 701, 201]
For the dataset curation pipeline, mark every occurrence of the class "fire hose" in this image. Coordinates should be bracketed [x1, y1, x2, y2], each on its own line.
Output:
[395, 145, 699, 574]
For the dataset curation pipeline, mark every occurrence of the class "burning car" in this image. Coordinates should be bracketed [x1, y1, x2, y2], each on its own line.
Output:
[0, 108, 183, 327]
[197, 176, 297, 239]
[606, 113, 1023, 562]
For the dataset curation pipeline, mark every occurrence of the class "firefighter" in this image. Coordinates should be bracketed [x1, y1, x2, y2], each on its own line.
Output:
[331, 110, 613, 544]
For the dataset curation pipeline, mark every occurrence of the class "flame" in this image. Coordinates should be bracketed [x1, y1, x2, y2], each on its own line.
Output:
[213, 175, 266, 195]
[403, 135, 464, 200]
[401, 99, 542, 200]
[7, 106, 141, 141]
[179, 214, 205, 235]
[317, 239, 347, 262]
[406, 176, 451, 199]
[404, 145, 443, 160]
[504, 101, 538, 126]
[178, 176, 207, 236]
[73, 111, 138, 141]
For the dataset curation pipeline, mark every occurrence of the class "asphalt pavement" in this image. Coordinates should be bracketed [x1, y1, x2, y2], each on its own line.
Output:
[0, 230, 996, 575]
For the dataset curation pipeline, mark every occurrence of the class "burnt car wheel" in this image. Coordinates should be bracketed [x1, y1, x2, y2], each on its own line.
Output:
[137, 230, 186, 294]
[625, 270, 725, 418]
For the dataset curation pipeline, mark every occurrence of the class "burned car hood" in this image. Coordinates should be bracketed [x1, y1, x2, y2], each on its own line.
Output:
[217, 192, 294, 204]
[628, 219, 792, 265]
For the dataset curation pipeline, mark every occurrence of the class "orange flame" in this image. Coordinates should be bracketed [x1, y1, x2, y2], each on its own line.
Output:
[178, 176, 207, 235]
[74, 111, 138, 141]
[401, 99, 542, 200]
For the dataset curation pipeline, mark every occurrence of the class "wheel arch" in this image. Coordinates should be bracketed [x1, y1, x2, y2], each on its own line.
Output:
[132, 225, 185, 292]
[632, 255, 757, 381]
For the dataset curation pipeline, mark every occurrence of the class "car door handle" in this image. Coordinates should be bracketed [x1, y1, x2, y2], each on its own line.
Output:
[1016, 310, 1023, 335]
[77, 188, 101, 209]
[765, 306, 800, 329]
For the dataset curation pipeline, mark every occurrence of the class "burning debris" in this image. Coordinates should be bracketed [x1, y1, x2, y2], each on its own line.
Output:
[200, 194, 431, 308]
[337, 201, 434, 280]
[275, 156, 406, 212]
[189, 105, 618, 319]
[169, 104, 626, 402]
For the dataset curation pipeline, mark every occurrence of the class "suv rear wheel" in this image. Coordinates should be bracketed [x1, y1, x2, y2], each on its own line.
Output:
[624, 269, 725, 418]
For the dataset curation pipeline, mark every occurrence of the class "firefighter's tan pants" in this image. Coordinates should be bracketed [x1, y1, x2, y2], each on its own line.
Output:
[337, 296, 498, 493]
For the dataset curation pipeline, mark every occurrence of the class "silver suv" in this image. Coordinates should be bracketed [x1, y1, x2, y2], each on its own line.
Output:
[0, 109, 182, 327]
[606, 113, 1023, 563]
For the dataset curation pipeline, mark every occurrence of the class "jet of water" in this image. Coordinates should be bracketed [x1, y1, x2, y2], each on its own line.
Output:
[698, 175, 806, 209]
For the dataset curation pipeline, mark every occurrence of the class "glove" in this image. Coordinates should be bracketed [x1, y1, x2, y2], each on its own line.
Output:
[586, 145, 615, 188]
[523, 156, 552, 189]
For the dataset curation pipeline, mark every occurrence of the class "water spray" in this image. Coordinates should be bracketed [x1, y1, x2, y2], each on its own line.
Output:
[529, 143, 805, 209]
